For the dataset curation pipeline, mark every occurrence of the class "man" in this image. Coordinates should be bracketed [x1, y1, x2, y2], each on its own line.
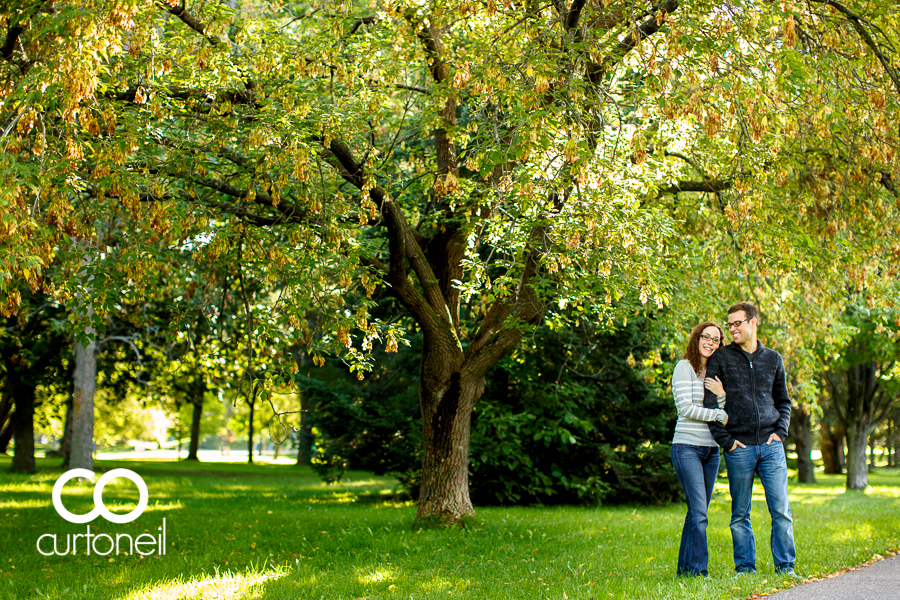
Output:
[703, 302, 797, 576]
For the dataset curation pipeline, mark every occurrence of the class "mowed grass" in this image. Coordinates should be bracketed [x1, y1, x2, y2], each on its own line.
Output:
[1, 456, 898, 600]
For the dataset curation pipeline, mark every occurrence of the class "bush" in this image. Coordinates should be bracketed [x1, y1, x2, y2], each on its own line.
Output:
[305, 338, 422, 494]
[469, 318, 681, 505]
[308, 317, 682, 505]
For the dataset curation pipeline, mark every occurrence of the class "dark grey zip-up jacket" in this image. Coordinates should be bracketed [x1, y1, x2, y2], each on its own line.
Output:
[703, 341, 791, 449]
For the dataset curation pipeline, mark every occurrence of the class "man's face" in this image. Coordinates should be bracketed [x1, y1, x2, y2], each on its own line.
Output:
[727, 310, 756, 344]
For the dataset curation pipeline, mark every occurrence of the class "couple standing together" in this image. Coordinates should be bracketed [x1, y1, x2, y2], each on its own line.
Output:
[670, 302, 797, 578]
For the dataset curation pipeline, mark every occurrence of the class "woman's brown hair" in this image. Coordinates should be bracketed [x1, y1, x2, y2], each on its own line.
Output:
[684, 321, 725, 375]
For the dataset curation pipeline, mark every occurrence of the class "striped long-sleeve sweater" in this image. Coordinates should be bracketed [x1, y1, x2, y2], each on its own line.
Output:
[671, 359, 727, 447]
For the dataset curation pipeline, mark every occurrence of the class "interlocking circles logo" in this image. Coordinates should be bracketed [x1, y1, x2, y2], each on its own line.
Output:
[37, 468, 167, 557]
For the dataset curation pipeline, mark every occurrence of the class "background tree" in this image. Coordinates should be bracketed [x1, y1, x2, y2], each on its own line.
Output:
[0, 293, 66, 472]
[821, 303, 900, 489]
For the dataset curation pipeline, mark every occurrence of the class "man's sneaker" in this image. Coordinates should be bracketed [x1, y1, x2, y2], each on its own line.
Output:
[777, 569, 802, 580]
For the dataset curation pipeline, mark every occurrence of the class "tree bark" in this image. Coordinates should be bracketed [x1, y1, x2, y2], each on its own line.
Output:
[788, 403, 816, 483]
[10, 371, 36, 473]
[69, 325, 97, 471]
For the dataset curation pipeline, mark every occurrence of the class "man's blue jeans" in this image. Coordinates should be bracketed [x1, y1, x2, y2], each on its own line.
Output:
[671, 443, 720, 576]
[723, 442, 796, 573]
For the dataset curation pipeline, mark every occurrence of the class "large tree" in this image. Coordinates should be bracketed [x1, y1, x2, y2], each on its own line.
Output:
[0, 294, 66, 472]
[822, 304, 900, 490]
[2, 0, 899, 520]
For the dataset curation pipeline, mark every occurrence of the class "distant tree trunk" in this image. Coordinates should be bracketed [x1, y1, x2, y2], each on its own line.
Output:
[869, 437, 876, 469]
[10, 370, 37, 473]
[820, 420, 843, 474]
[293, 351, 314, 466]
[0, 412, 13, 454]
[845, 419, 873, 489]
[888, 418, 896, 468]
[838, 436, 846, 471]
[247, 387, 256, 465]
[69, 326, 97, 471]
[186, 387, 204, 461]
[295, 397, 314, 465]
[0, 386, 13, 454]
[789, 403, 816, 483]
[59, 395, 74, 465]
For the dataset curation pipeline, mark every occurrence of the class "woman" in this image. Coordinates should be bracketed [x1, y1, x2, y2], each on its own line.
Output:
[670, 321, 728, 577]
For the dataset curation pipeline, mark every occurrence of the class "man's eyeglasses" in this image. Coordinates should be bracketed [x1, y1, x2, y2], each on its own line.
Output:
[700, 334, 721, 344]
[725, 317, 753, 330]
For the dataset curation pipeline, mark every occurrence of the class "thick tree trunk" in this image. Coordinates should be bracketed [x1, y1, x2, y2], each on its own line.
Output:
[69, 330, 97, 470]
[789, 404, 816, 483]
[845, 420, 873, 490]
[415, 340, 483, 523]
[10, 381, 36, 473]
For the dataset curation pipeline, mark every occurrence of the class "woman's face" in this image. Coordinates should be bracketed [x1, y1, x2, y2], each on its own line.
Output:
[698, 326, 722, 359]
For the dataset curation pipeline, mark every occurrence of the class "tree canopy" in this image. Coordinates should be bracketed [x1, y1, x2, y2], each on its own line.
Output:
[2, 0, 899, 519]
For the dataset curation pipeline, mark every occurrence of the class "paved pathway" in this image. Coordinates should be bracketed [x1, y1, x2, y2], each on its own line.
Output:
[765, 554, 900, 599]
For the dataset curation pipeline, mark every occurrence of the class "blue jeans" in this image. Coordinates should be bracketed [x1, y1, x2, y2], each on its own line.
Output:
[723, 442, 796, 573]
[671, 443, 720, 577]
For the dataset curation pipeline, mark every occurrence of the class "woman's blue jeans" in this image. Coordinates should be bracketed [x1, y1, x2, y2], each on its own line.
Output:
[671, 443, 720, 577]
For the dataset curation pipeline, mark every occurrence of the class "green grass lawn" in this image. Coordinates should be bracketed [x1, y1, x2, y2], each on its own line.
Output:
[1, 456, 898, 600]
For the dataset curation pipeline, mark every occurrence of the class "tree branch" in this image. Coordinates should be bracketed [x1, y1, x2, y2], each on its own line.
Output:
[322, 137, 459, 337]
[807, 0, 900, 97]
[565, 0, 588, 32]
[656, 179, 733, 196]
[158, 0, 222, 47]
[587, 0, 679, 85]
[1, 22, 24, 61]
[348, 15, 379, 37]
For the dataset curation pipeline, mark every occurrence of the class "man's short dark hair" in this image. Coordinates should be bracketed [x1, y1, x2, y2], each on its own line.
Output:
[727, 301, 759, 323]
